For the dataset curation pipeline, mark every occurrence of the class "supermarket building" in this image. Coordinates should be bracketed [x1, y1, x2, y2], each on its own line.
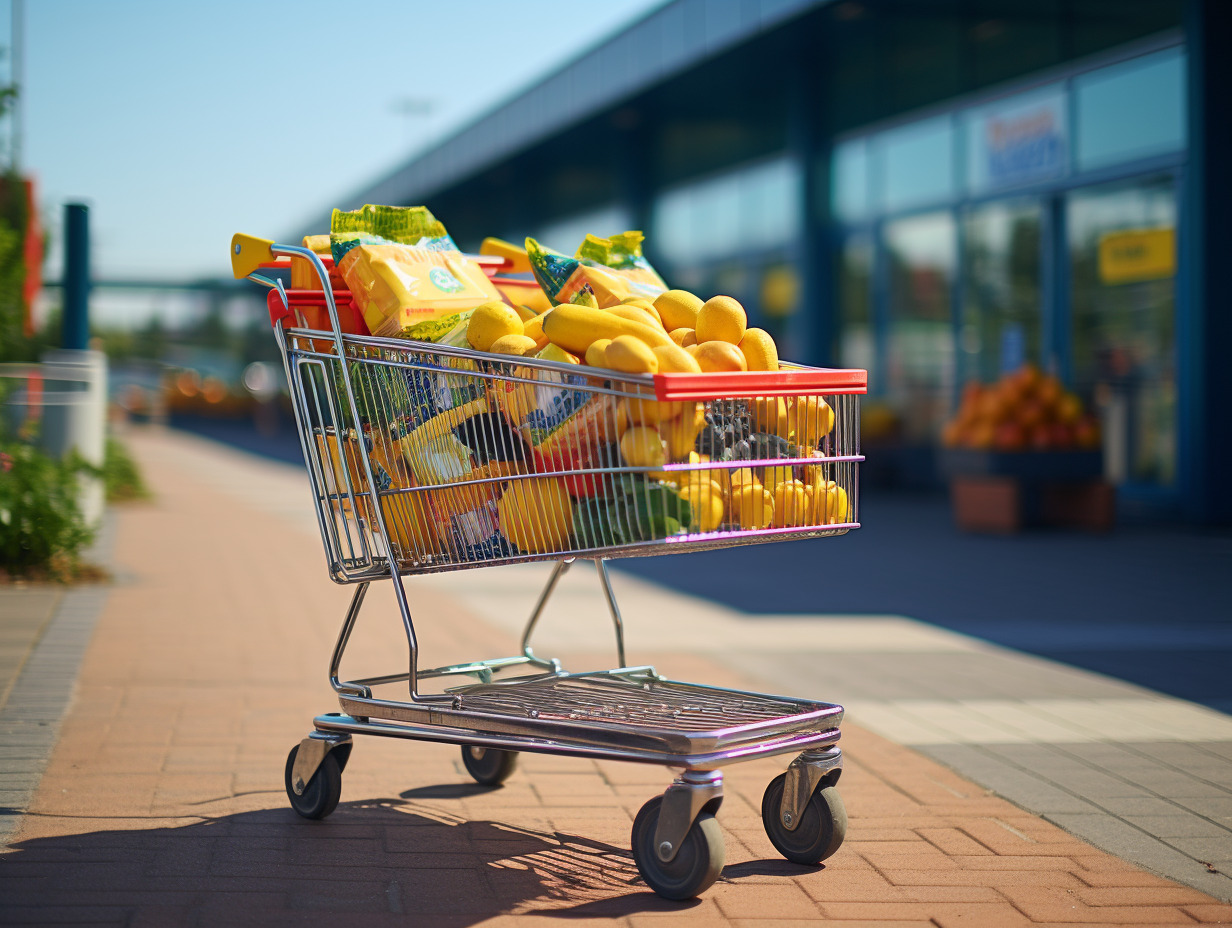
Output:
[330, 0, 1230, 526]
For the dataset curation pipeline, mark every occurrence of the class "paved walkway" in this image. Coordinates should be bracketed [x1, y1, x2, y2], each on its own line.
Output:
[0, 427, 1229, 926]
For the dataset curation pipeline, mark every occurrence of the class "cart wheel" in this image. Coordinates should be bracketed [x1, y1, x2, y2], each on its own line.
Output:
[461, 745, 518, 786]
[284, 744, 342, 820]
[630, 795, 725, 900]
[760, 773, 846, 865]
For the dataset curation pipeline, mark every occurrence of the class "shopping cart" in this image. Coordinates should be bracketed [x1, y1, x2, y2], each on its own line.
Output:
[230, 234, 867, 899]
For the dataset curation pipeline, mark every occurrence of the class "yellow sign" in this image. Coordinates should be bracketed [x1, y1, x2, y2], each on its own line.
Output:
[1098, 228, 1176, 285]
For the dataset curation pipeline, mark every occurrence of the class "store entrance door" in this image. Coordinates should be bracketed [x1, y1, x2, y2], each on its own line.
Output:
[1066, 175, 1178, 490]
[961, 198, 1044, 383]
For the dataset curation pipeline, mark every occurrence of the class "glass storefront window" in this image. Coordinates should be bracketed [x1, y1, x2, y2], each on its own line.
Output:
[964, 86, 1067, 194]
[838, 234, 874, 376]
[536, 204, 632, 254]
[832, 139, 871, 222]
[653, 158, 800, 267]
[879, 116, 955, 212]
[1068, 176, 1177, 486]
[1075, 47, 1186, 171]
[961, 199, 1043, 382]
[884, 211, 956, 443]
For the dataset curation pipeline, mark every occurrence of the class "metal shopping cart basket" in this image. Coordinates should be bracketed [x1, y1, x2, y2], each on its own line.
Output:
[230, 235, 867, 899]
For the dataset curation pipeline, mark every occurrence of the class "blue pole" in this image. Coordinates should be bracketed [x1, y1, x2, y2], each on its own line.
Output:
[62, 203, 90, 350]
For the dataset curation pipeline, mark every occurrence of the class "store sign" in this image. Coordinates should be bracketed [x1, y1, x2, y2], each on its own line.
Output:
[1098, 228, 1176, 284]
[968, 91, 1067, 191]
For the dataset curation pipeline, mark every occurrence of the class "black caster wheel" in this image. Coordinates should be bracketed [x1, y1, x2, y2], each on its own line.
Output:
[461, 745, 518, 786]
[761, 773, 846, 865]
[284, 744, 342, 820]
[630, 795, 725, 900]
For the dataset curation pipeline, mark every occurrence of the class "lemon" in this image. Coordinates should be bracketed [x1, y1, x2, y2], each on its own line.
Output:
[585, 337, 612, 368]
[488, 333, 538, 356]
[467, 300, 524, 352]
[670, 328, 698, 348]
[808, 478, 851, 524]
[605, 335, 659, 374]
[620, 395, 680, 426]
[498, 477, 572, 553]
[772, 480, 808, 527]
[620, 426, 666, 469]
[696, 295, 747, 344]
[654, 290, 704, 332]
[751, 396, 789, 436]
[762, 465, 795, 488]
[695, 341, 747, 373]
[734, 484, 773, 530]
[791, 396, 835, 448]
[652, 343, 702, 374]
[664, 403, 705, 458]
[536, 342, 579, 364]
[739, 328, 779, 371]
[680, 483, 725, 532]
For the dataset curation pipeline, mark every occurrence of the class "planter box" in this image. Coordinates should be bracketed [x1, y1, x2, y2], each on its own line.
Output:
[939, 450, 1112, 533]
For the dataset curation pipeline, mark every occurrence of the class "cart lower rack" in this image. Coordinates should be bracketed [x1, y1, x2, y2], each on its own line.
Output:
[232, 235, 866, 900]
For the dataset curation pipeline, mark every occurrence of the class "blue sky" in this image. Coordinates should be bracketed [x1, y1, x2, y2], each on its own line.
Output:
[16, 0, 665, 285]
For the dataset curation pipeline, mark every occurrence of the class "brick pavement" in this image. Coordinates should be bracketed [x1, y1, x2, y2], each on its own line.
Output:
[1, 427, 1230, 926]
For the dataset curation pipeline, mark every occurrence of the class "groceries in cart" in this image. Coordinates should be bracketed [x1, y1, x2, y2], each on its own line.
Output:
[253, 204, 857, 568]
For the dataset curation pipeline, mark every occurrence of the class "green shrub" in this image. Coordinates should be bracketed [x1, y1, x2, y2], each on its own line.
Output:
[104, 436, 149, 502]
[0, 441, 95, 581]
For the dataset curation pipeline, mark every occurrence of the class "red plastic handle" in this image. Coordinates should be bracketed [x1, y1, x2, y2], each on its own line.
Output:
[653, 366, 867, 400]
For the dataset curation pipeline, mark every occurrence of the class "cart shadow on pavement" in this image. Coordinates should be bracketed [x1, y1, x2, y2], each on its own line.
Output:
[0, 795, 785, 922]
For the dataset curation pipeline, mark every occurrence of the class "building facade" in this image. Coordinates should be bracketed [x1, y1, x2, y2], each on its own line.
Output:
[328, 0, 1230, 524]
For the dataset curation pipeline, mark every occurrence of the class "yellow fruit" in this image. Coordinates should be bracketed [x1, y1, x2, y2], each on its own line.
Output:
[678, 472, 724, 501]
[380, 492, 439, 559]
[695, 341, 748, 372]
[680, 483, 725, 532]
[620, 297, 664, 325]
[739, 328, 779, 372]
[734, 484, 773, 530]
[751, 396, 790, 436]
[543, 304, 672, 355]
[791, 396, 836, 448]
[664, 403, 705, 458]
[807, 478, 851, 524]
[467, 300, 524, 352]
[684, 343, 702, 359]
[604, 335, 659, 374]
[488, 333, 538, 356]
[620, 395, 681, 426]
[608, 304, 663, 330]
[535, 342, 579, 364]
[620, 426, 666, 469]
[696, 295, 747, 344]
[729, 467, 759, 492]
[652, 343, 702, 374]
[513, 304, 537, 323]
[772, 480, 808, 528]
[497, 477, 572, 553]
[763, 465, 795, 488]
[585, 338, 612, 368]
[522, 310, 550, 349]
[654, 290, 704, 332]
[616, 400, 631, 438]
[669, 328, 698, 348]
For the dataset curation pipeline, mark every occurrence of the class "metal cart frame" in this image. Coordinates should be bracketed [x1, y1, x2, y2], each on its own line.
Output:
[231, 235, 866, 899]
